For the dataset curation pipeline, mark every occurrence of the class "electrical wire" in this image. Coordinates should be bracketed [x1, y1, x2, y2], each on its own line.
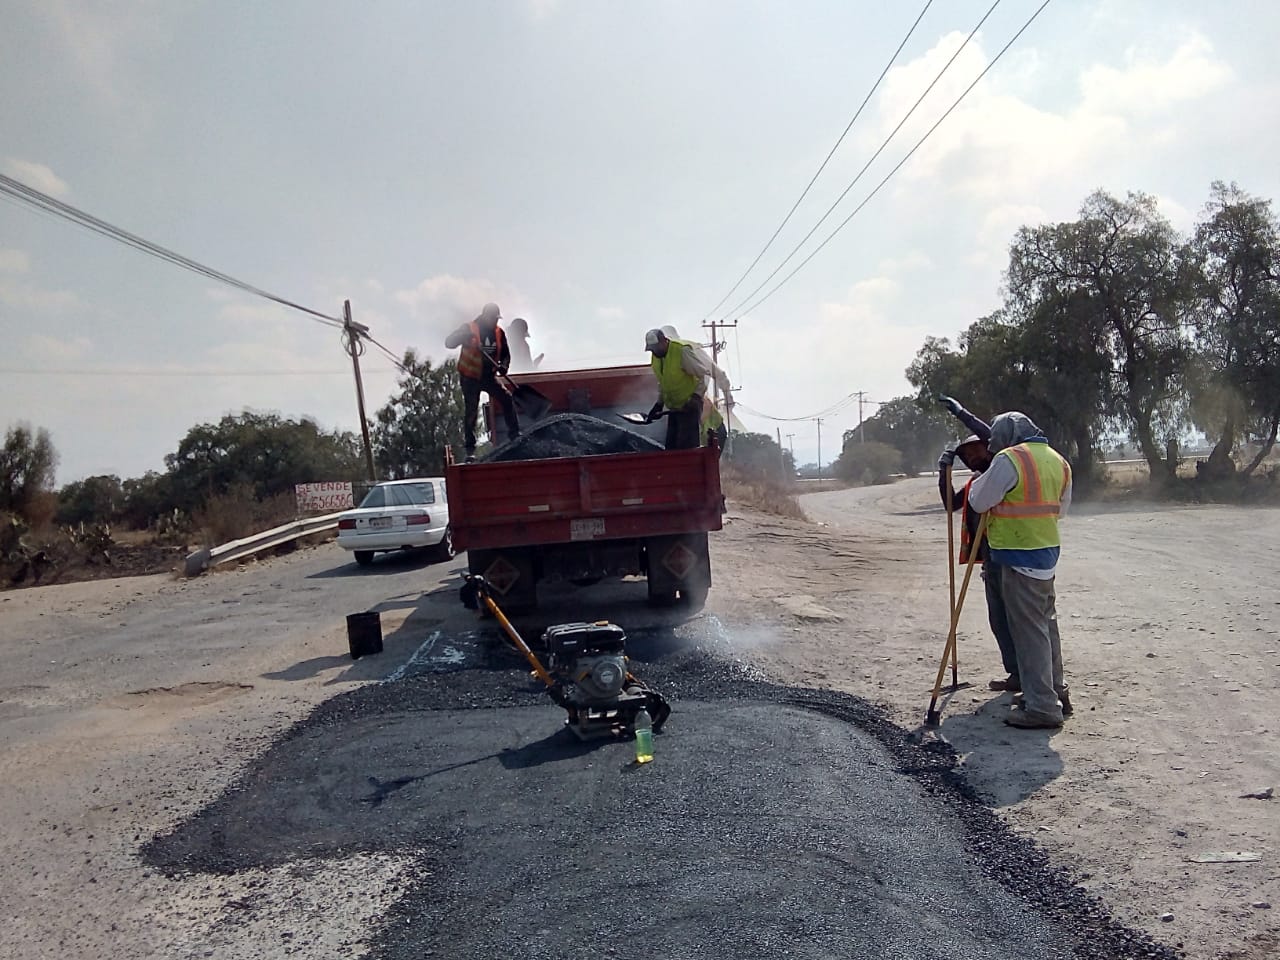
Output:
[0, 367, 398, 377]
[734, 0, 1052, 320]
[719, 0, 1005, 323]
[702, 0, 935, 320]
[0, 173, 344, 328]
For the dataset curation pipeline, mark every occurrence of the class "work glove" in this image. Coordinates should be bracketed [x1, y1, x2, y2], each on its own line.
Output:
[646, 401, 664, 423]
[938, 448, 957, 470]
[937, 394, 963, 416]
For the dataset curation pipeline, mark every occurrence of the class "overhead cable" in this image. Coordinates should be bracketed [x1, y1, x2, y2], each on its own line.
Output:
[0, 173, 344, 328]
[720, 0, 1004, 322]
[734, 0, 1053, 319]
[702, 0, 936, 320]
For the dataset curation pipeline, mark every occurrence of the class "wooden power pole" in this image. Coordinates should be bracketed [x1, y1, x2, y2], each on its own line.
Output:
[701, 318, 738, 455]
[342, 299, 377, 482]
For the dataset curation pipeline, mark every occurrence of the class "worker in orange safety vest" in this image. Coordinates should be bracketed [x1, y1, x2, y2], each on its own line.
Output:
[445, 303, 521, 461]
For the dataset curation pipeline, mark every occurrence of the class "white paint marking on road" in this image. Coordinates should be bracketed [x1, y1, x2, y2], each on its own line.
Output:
[432, 645, 466, 666]
[382, 630, 442, 684]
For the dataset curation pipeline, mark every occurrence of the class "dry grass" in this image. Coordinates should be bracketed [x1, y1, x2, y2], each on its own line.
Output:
[193, 487, 296, 547]
[720, 464, 806, 520]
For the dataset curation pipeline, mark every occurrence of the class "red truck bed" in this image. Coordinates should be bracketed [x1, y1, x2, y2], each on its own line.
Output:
[446, 363, 723, 610]
[447, 444, 722, 552]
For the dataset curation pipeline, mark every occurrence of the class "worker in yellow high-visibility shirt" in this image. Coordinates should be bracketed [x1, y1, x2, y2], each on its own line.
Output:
[967, 411, 1074, 729]
[643, 328, 711, 450]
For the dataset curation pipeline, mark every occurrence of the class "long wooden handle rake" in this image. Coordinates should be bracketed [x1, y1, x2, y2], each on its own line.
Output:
[924, 509, 989, 728]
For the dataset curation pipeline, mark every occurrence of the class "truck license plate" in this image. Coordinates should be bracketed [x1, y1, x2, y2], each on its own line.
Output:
[570, 518, 605, 540]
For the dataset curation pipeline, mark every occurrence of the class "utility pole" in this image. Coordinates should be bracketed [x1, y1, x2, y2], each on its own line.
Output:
[856, 390, 867, 443]
[701, 318, 738, 455]
[776, 426, 785, 473]
[342, 299, 377, 482]
[816, 417, 823, 481]
[785, 432, 795, 457]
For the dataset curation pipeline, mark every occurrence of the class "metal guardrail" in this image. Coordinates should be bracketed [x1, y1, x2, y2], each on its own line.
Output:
[183, 512, 345, 577]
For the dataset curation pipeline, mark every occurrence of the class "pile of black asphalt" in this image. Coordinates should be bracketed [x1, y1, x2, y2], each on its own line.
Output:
[484, 413, 664, 462]
[144, 623, 1180, 960]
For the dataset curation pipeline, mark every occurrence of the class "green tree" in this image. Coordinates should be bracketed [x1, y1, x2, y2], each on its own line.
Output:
[57, 474, 124, 526]
[851, 395, 952, 475]
[0, 423, 59, 521]
[1007, 190, 1192, 481]
[120, 471, 177, 529]
[165, 411, 363, 511]
[832, 440, 902, 485]
[1187, 181, 1280, 477]
[724, 431, 795, 481]
[372, 352, 467, 478]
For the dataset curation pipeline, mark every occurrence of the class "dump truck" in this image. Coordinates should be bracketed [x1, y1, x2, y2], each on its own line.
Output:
[444, 364, 723, 611]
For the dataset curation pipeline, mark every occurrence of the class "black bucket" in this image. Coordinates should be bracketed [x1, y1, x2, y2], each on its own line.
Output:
[347, 611, 383, 659]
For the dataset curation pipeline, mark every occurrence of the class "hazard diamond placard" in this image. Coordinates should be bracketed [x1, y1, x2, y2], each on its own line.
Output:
[484, 556, 521, 595]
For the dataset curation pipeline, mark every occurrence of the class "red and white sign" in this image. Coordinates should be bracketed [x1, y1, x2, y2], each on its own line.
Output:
[295, 481, 354, 513]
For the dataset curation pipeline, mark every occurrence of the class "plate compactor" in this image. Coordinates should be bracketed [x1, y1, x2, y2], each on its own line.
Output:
[460, 575, 671, 740]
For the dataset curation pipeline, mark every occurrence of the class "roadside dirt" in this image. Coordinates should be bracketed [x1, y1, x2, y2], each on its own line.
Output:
[714, 479, 1279, 960]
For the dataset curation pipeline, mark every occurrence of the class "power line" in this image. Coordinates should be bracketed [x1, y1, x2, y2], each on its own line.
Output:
[736, 392, 880, 423]
[734, 0, 1053, 319]
[0, 173, 343, 328]
[702, 0, 936, 320]
[0, 367, 398, 377]
[720, 0, 1005, 323]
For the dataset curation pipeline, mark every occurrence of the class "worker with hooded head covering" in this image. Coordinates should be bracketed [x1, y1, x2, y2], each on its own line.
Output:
[643, 327, 712, 449]
[506, 317, 542, 373]
[936, 395, 1021, 693]
[967, 411, 1073, 728]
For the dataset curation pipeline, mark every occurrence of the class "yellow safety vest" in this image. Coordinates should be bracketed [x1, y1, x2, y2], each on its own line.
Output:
[987, 442, 1071, 551]
[651, 339, 700, 410]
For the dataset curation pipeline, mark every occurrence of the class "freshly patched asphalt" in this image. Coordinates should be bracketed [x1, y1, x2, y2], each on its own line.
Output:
[145, 617, 1180, 960]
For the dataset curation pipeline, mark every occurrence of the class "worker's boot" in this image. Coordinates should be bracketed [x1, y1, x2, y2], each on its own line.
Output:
[464, 448, 477, 464]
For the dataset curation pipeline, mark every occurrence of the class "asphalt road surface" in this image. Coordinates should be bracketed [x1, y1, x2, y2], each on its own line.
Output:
[3, 533, 1181, 959]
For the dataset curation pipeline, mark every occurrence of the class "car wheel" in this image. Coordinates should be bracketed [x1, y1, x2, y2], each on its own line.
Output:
[354, 551, 375, 567]
[432, 526, 455, 562]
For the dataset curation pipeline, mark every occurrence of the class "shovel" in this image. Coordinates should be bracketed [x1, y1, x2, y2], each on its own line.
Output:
[480, 349, 552, 421]
[618, 411, 672, 425]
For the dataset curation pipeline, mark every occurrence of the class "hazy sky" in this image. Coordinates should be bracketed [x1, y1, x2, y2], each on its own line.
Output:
[3, 0, 1277, 480]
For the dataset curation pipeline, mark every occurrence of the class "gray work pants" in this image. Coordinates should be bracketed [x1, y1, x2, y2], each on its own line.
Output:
[998, 564, 1065, 721]
[981, 559, 1020, 680]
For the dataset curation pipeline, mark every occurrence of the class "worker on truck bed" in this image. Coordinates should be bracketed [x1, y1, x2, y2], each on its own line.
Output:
[644, 327, 711, 450]
[445, 302, 521, 462]
[662, 325, 731, 454]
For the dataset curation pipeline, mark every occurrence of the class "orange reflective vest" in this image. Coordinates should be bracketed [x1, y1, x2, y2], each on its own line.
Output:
[957, 478, 980, 564]
[457, 322, 506, 380]
[987, 442, 1071, 552]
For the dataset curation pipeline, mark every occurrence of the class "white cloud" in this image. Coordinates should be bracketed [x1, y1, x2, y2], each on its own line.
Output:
[2, 158, 70, 197]
[0, 276, 81, 312]
[1080, 35, 1232, 114]
[0, 248, 31, 273]
[393, 273, 531, 339]
[526, 0, 562, 21]
[22, 333, 93, 362]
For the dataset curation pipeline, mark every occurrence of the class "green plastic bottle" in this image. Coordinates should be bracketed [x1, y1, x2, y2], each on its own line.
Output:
[633, 708, 654, 764]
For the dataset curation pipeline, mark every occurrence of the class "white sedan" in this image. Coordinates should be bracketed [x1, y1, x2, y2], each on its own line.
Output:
[336, 477, 455, 566]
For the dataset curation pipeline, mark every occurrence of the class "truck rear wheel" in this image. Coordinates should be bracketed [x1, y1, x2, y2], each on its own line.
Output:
[678, 581, 708, 610]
